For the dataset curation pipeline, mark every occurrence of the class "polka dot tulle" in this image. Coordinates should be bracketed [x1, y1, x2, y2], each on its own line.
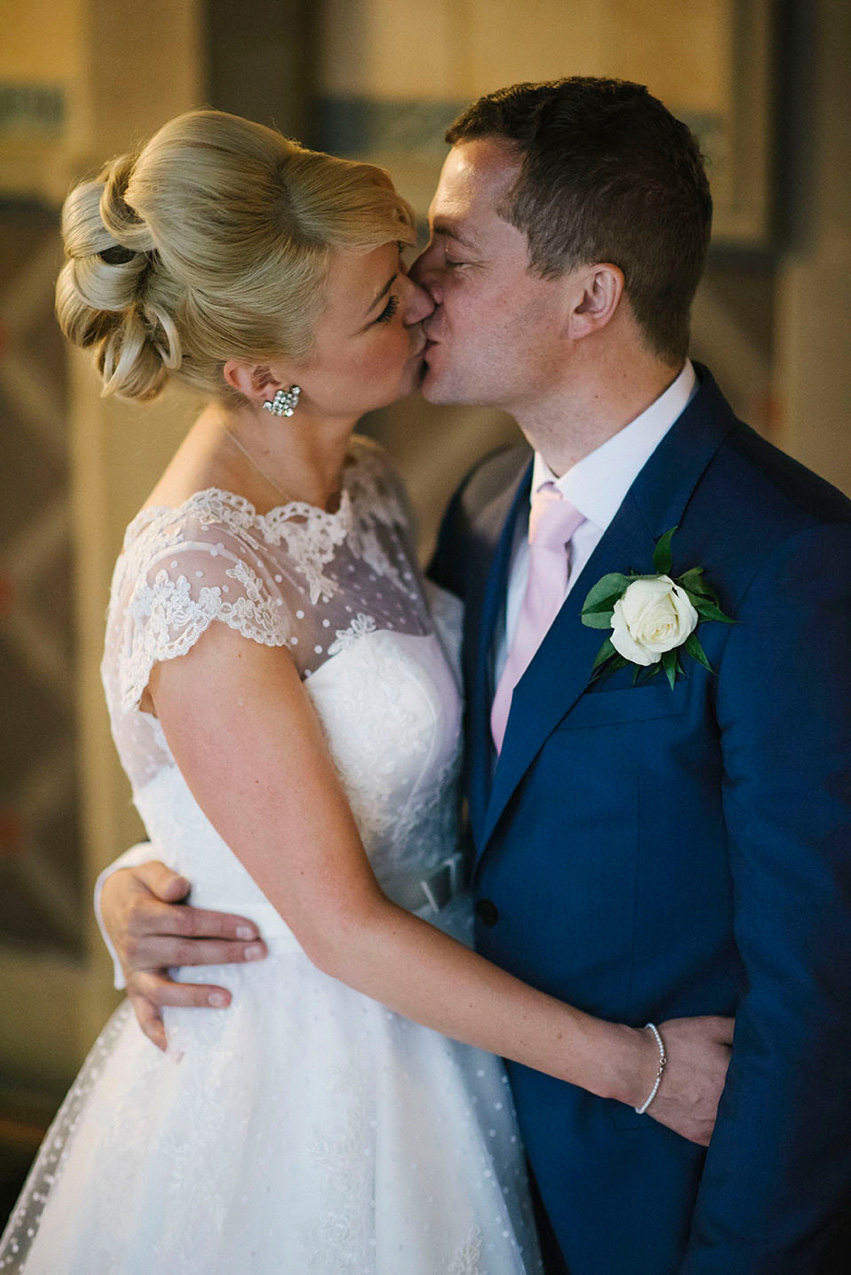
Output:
[0, 438, 542, 1273]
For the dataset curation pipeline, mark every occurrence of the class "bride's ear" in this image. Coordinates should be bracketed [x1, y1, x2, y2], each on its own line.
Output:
[222, 360, 284, 404]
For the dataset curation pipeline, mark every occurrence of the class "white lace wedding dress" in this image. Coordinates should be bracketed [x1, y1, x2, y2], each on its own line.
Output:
[0, 438, 542, 1274]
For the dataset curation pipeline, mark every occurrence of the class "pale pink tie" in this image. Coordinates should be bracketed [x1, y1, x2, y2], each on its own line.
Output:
[490, 485, 585, 753]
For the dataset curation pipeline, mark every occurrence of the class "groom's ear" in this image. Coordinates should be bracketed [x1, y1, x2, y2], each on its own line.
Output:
[565, 264, 625, 340]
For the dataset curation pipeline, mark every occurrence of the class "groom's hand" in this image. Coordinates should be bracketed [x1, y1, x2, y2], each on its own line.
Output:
[100, 862, 268, 1051]
[645, 1015, 734, 1146]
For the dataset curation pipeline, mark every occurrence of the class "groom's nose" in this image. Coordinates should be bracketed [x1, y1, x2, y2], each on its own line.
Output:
[402, 274, 435, 325]
[408, 244, 442, 305]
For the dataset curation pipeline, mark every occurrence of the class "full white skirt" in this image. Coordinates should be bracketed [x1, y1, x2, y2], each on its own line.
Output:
[1, 910, 541, 1274]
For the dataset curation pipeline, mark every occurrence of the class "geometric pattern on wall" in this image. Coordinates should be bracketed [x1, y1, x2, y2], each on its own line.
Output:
[0, 202, 83, 956]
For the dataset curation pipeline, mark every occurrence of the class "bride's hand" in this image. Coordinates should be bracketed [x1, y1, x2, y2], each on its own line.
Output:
[636, 1015, 734, 1146]
[100, 863, 268, 1051]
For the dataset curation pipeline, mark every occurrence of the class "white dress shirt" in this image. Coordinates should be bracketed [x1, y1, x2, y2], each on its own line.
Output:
[494, 360, 698, 681]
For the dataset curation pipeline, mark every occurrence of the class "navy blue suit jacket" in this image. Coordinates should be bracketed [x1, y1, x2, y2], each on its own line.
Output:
[429, 367, 851, 1273]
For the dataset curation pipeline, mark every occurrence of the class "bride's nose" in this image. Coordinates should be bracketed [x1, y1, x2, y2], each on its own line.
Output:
[402, 275, 435, 326]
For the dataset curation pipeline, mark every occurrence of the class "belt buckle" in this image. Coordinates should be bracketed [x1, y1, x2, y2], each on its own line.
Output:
[420, 851, 464, 913]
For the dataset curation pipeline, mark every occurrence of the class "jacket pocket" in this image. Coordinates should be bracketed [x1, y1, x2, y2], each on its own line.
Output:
[560, 677, 689, 729]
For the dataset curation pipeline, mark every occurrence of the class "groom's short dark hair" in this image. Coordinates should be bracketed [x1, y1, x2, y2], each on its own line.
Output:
[446, 77, 712, 364]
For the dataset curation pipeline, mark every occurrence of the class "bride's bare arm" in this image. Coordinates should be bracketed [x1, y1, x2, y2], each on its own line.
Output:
[106, 622, 732, 1144]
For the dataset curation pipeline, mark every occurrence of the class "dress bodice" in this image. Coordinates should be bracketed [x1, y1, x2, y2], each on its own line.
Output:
[100, 437, 464, 926]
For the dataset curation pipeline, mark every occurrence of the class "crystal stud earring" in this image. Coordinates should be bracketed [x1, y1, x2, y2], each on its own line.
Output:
[262, 386, 301, 417]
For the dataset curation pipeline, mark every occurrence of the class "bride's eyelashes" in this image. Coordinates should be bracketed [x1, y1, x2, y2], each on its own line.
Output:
[374, 294, 400, 324]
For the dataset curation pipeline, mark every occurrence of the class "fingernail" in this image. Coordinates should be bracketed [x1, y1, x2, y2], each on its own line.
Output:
[208, 991, 228, 1007]
[236, 925, 255, 940]
[244, 943, 264, 961]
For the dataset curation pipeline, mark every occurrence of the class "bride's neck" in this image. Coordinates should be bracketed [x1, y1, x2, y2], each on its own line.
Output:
[203, 402, 356, 512]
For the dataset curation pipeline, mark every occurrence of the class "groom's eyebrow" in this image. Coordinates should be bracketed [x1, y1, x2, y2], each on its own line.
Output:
[432, 217, 480, 251]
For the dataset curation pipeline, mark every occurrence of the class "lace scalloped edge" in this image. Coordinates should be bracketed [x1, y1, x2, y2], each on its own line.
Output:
[119, 586, 289, 712]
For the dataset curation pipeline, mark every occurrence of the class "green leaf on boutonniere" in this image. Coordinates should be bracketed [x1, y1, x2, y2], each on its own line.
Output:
[580, 572, 632, 628]
[589, 638, 617, 677]
[652, 526, 677, 576]
[661, 647, 680, 690]
[582, 573, 632, 611]
[684, 631, 713, 672]
[589, 640, 630, 683]
[677, 566, 714, 598]
[692, 596, 736, 624]
[582, 608, 617, 630]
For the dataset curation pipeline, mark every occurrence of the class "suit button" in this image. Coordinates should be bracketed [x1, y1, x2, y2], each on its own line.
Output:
[475, 898, 499, 927]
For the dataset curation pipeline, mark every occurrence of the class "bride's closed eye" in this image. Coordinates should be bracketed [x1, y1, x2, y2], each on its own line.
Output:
[374, 294, 400, 324]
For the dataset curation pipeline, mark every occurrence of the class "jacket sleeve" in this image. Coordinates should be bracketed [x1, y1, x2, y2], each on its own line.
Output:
[427, 443, 521, 599]
[684, 521, 851, 1272]
[426, 471, 475, 601]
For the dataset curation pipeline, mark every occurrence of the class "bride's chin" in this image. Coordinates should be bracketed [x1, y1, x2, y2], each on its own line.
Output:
[394, 361, 426, 399]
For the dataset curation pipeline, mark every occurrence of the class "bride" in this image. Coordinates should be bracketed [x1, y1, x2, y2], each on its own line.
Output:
[1, 110, 728, 1274]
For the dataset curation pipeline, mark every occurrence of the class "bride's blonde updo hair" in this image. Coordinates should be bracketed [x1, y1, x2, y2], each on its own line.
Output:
[56, 110, 417, 402]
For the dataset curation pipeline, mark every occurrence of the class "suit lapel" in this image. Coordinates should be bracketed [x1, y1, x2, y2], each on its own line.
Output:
[468, 458, 533, 846]
[480, 489, 656, 853]
[478, 367, 737, 855]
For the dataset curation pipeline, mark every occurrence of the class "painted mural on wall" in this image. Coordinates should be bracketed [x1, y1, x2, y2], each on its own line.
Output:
[316, 0, 773, 247]
[0, 203, 83, 958]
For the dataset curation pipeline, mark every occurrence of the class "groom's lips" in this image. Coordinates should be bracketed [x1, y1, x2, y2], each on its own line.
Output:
[415, 339, 436, 385]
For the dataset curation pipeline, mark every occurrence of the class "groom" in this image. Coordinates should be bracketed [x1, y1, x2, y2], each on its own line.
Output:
[416, 79, 851, 1273]
[97, 80, 851, 1272]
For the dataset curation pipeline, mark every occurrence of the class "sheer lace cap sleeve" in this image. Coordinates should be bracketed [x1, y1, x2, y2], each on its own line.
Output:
[107, 495, 291, 714]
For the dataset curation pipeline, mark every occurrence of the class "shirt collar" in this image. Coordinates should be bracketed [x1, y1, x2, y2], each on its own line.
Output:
[531, 359, 697, 532]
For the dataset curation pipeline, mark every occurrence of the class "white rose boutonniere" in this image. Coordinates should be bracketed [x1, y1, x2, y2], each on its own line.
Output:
[581, 528, 734, 688]
[611, 576, 698, 665]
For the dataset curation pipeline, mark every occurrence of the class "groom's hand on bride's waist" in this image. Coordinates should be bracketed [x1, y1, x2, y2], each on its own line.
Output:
[100, 861, 268, 1051]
